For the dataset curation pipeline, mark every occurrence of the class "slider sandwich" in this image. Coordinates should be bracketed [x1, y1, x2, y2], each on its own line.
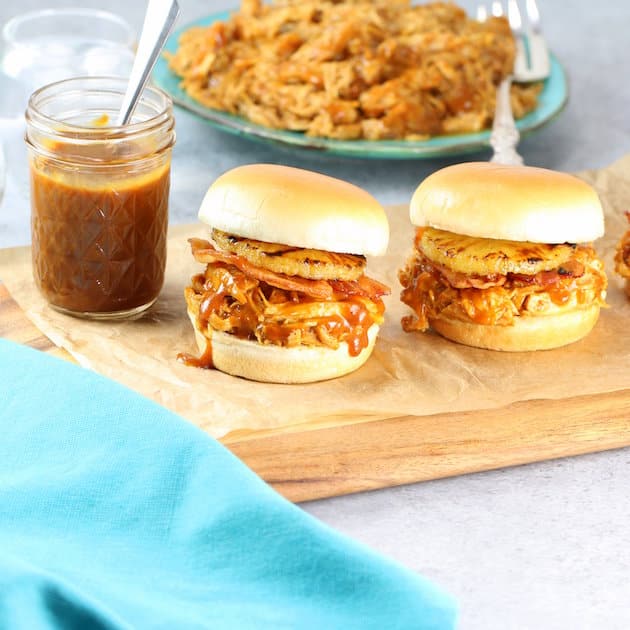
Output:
[181, 164, 390, 383]
[399, 162, 608, 351]
[614, 212, 630, 298]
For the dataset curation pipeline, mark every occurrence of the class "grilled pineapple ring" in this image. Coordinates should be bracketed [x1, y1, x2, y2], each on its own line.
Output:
[212, 229, 366, 281]
[420, 227, 577, 276]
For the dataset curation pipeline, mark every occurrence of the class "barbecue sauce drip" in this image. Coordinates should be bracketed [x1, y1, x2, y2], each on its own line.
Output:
[186, 263, 385, 363]
[261, 298, 374, 357]
[177, 343, 214, 369]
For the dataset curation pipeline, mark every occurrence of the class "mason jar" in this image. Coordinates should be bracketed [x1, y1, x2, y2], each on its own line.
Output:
[25, 77, 175, 319]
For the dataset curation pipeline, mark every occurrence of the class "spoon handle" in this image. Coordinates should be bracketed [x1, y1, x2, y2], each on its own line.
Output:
[116, 0, 179, 126]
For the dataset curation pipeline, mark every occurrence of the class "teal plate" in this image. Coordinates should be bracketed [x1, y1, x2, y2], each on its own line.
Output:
[154, 11, 569, 160]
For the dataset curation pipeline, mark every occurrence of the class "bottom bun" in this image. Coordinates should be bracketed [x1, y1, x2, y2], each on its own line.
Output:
[187, 308, 379, 383]
[625, 279, 630, 299]
[430, 304, 601, 351]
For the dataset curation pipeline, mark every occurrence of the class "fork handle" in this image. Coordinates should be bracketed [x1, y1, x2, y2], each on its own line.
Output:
[490, 78, 524, 166]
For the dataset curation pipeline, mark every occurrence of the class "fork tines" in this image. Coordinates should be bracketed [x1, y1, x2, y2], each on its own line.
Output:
[477, 1, 542, 35]
[477, 0, 550, 82]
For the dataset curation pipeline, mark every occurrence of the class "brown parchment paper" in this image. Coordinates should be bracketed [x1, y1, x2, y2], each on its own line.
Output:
[1, 156, 630, 439]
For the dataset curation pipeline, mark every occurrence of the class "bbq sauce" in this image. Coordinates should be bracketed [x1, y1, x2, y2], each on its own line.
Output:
[31, 164, 170, 315]
[178, 342, 214, 369]
[25, 76, 175, 319]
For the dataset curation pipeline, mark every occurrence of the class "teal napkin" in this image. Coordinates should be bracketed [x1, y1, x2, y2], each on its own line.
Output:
[0, 339, 456, 629]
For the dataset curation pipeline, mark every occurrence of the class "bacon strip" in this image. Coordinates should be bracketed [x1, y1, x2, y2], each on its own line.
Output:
[511, 258, 586, 287]
[190, 239, 335, 298]
[190, 238, 391, 301]
[425, 253, 585, 290]
[330, 276, 391, 300]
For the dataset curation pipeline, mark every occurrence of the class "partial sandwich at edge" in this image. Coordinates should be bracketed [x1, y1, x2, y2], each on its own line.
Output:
[614, 212, 630, 298]
[398, 162, 608, 351]
[179, 164, 390, 383]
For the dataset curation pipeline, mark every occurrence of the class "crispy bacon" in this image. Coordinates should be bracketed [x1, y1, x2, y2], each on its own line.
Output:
[190, 238, 334, 299]
[438, 265, 505, 290]
[330, 275, 391, 300]
[426, 255, 586, 291]
[189, 238, 391, 301]
[511, 258, 586, 287]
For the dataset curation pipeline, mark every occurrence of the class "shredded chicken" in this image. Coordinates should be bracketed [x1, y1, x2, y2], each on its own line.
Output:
[399, 246, 607, 332]
[186, 239, 389, 356]
[166, 0, 542, 140]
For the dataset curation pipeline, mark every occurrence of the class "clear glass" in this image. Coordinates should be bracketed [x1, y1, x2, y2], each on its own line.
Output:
[25, 77, 175, 320]
[2, 9, 135, 90]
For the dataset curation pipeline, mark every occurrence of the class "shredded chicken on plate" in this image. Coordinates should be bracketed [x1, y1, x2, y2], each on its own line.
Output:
[167, 0, 542, 140]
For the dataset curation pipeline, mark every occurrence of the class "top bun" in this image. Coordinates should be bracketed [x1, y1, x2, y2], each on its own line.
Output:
[199, 164, 389, 256]
[410, 162, 604, 243]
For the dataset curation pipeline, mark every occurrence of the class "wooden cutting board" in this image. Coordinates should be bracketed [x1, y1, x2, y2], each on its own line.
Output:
[2, 282, 630, 503]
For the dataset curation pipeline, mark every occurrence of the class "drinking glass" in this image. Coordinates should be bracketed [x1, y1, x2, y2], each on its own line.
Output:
[0, 9, 136, 212]
[1, 8, 136, 90]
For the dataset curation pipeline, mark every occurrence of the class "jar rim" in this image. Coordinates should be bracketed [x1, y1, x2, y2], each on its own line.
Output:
[26, 76, 174, 141]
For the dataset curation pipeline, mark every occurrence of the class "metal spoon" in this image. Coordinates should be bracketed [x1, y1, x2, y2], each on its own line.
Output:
[116, 0, 179, 126]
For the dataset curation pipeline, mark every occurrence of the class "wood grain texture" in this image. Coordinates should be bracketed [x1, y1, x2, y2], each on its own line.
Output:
[1, 282, 629, 502]
[229, 390, 630, 501]
[0, 284, 71, 360]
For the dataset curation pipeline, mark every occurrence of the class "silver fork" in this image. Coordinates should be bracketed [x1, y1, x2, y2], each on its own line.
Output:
[477, 0, 550, 165]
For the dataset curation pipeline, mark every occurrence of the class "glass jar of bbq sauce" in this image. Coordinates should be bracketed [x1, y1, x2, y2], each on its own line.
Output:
[25, 77, 175, 319]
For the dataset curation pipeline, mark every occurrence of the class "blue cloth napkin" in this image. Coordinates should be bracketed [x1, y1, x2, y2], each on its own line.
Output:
[0, 339, 456, 629]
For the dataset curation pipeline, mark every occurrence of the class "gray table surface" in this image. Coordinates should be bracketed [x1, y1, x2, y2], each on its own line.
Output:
[1, 1, 629, 628]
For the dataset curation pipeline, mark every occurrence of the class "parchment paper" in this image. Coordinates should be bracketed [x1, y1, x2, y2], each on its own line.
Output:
[1, 156, 629, 439]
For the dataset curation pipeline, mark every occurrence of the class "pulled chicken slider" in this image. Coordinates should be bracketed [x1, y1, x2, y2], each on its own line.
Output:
[180, 164, 390, 383]
[399, 162, 607, 351]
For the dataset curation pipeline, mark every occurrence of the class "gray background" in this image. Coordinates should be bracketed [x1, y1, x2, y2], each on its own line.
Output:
[1, 1, 629, 628]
